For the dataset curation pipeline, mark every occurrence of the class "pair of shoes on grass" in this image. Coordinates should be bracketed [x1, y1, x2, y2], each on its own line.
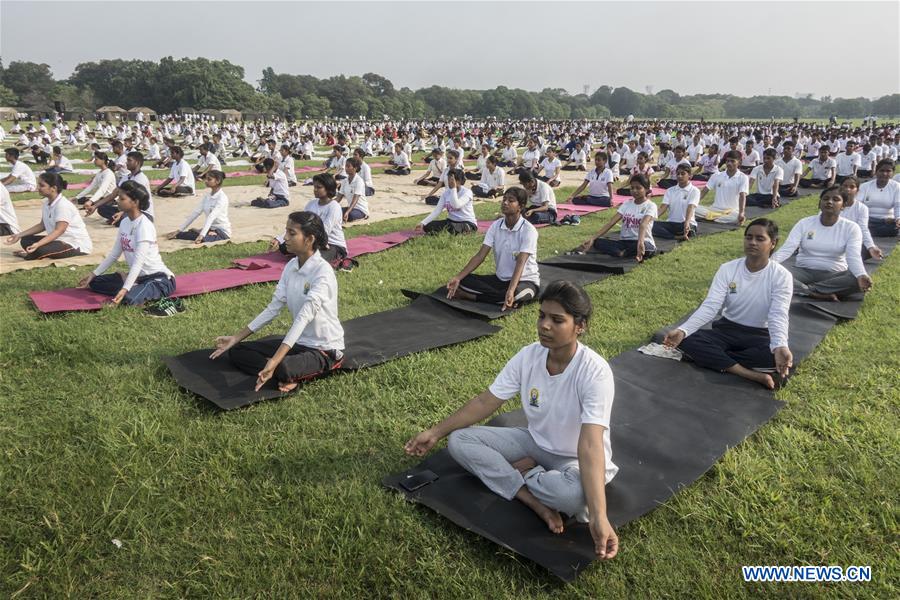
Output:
[554, 215, 581, 227]
[143, 297, 186, 318]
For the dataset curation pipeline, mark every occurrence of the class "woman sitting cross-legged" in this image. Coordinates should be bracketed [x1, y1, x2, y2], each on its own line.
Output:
[405, 280, 619, 560]
[663, 218, 793, 390]
[771, 185, 873, 301]
[445, 187, 540, 310]
[77, 181, 175, 307]
[575, 174, 657, 262]
[210, 211, 345, 393]
[414, 168, 477, 235]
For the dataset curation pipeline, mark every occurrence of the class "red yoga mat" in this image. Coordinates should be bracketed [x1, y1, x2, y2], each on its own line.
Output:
[29, 264, 283, 313]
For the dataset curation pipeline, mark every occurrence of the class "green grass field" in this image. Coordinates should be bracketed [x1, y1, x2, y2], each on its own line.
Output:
[1, 184, 897, 597]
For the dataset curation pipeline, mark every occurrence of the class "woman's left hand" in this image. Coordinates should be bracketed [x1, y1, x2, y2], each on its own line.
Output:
[255, 359, 279, 391]
[636, 240, 645, 262]
[589, 515, 618, 559]
[111, 288, 127, 306]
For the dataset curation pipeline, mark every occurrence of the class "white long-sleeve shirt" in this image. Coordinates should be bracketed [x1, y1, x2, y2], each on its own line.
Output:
[421, 185, 476, 226]
[179, 189, 231, 237]
[772, 215, 866, 276]
[678, 258, 792, 351]
[247, 252, 344, 350]
[76, 168, 116, 204]
[93, 213, 173, 290]
[841, 201, 875, 250]
[857, 179, 900, 220]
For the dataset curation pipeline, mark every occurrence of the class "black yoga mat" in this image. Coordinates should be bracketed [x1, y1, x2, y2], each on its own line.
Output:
[165, 296, 501, 410]
[385, 291, 851, 580]
[401, 266, 613, 320]
[788, 235, 896, 321]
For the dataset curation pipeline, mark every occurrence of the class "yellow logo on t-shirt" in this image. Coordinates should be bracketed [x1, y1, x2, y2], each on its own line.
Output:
[529, 387, 540, 407]
[728, 282, 738, 294]
[806, 231, 815, 240]
[303, 281, 310, 295]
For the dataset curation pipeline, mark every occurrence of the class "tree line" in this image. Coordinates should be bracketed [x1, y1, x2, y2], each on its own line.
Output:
[1, 58, 898, 120]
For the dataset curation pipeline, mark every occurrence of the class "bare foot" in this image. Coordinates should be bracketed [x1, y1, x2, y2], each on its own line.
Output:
[13, 250, 27, 258]
[511, 457, 537, 475]
[278, 381, 299, 393]
[727, 364, 776, 390]
[515, 487, 565, 534]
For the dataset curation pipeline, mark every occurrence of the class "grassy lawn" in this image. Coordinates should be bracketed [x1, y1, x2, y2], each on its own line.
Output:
[0, 185, 897, 598]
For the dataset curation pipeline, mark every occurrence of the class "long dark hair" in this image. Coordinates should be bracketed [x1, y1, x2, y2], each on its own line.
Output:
[38, 172, 68, 192]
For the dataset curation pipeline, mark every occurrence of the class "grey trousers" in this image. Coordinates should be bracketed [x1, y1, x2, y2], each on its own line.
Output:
[447, 426, 588, 521]
[786, 264, 860, 298]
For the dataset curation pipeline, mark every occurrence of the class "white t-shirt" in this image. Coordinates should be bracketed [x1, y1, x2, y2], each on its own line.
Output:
[662, 183, 700, 225]
[9, 160, 37, 188]
[304, 198, 346, 250]
[617, 199, 657, 245]
[93, 213, 172, 289]
[808, 157, 836, 181]
[749, 164, 784, 195]
[772, 215, 866, 276]
[483, 216, 540, 284]
[584, 167, 613, 197]
[540, 157, 561, 180]
[841, 201, 875, 250]
[478, 166, 505, 190]
[489, 342, 617, 481]
[522, 148, 541, 168]
[339, 174, 368, 215]
[528, 180, 557, 211]
[0, 183, 20, 233]
[569, 148, 587, 165]
[835, 151, 861, 176]
[707, 170, 749, 211]
[169, 159, 196, 192]
[857, 179, 900, 220]
[678, 258, 792, 350]
[42, 194, 92, 253]
[775, 156, 803, 186]
[421, 186, 476, 226]
[280, 154, 297, 184]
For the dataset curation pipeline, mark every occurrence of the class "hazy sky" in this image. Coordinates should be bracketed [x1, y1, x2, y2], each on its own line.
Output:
[2, 1, 898, 99]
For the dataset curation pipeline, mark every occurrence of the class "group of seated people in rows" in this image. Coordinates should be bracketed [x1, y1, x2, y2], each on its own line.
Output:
[190, 169, 888, 558]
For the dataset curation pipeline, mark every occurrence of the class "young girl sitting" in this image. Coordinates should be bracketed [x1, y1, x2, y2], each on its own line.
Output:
[415, 168, 477, 235]
[167, 171, 231, 244]
[78, 181, 175, 306]
[663, 218, 793, 389]
[5, 173, 93, 260]
[445, 187, 540, 310]
[384, 143, 411, 175]
[568, 152, 614, 206]
[839, 177, 883, 260]
[616, 151, 653, 196]
[472, 155, 506, 198]
[576, 174, 657, 262]
[210, 212, 345, 393]
[405, 280, 619, 559]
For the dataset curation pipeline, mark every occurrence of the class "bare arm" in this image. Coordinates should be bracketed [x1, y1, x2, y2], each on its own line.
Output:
[404, 390, 506, 456]
[578, 423, 618, 559]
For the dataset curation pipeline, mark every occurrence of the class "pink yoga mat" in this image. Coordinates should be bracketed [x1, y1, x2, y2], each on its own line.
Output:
[29, 265, 282, 313]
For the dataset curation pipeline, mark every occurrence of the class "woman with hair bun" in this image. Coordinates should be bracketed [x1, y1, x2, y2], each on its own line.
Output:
[210, 211, 345, 393]
[5, 172, 92, 260]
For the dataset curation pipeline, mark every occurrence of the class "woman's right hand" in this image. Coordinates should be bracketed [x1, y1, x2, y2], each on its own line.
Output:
[5, 234, 20, 245]
[404, 429, 439, 457]
[76, 274, 94, 288]
[165, 231, 179, 240]
[663, 329, 685, 348]
[209, 336, 238, 359]
[446, 276, 461, 299]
